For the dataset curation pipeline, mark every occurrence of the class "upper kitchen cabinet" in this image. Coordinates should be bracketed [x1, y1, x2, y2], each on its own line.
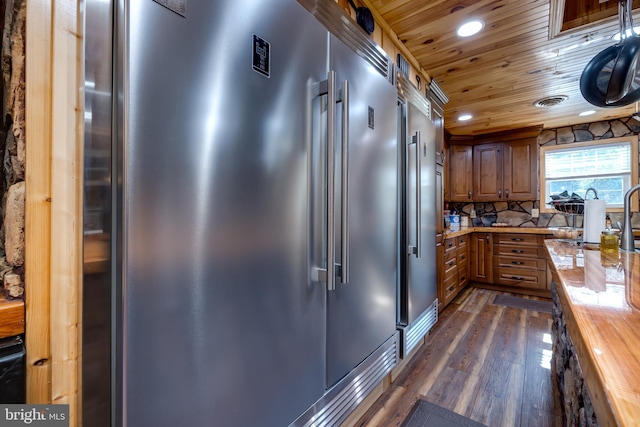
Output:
[473, 143, 501, 201]
[502, 138, 538, 200]
[449, 144, 473, 202]
[473, 137, 538, 202]
[449, 127, 541, 202]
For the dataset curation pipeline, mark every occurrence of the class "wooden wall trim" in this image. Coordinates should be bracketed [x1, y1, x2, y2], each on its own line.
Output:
[49, 0, 83, 423]
[26, 1, 83, 425]
[25, 0, 53, 405]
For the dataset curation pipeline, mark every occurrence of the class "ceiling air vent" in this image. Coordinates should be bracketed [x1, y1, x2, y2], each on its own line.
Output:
[533, 95, 568, 107]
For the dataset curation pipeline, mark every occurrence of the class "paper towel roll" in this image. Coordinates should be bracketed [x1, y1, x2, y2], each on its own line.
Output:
[583, 199, 606, 243]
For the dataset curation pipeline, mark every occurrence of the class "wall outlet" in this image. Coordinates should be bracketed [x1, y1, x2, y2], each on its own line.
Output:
[532, 208, 539, 218]
[470, 209, 476, 218]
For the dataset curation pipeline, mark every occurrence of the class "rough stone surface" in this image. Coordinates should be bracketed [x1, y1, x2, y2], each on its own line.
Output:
[548, 214, 569, 227]
[611, 120, 631, 137]
[551, 284, 600, 427]
[4, 181, 24, 266]
[2, 0, 26, 181]
[493, 201, 508, 212]
[557, 127, 575, 144]
[497, 210, 531, 225]
[574, 130, 593, 142]
[626, 118, 640, 133]
[539, 129, 556, 145]
[3, 272, 22, 297]
[588, 121, 610, 137]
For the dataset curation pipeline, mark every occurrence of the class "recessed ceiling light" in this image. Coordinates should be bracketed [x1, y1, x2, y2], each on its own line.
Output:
[457, 21, 484, 37]
[613, 27, 640, 41]
[579, 110, 596, 116]
[458, 114, 473, 121]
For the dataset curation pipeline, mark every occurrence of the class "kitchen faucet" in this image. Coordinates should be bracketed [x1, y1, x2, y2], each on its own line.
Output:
[620, 183, 640, 251]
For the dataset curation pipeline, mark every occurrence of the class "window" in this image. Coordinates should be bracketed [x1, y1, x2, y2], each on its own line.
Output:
[540, 136, 639, 212]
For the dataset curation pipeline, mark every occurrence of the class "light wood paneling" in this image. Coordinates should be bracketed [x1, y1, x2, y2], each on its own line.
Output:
[26, 1, 83, 426]
[368, 0, 640, 135]
[354, 288, 559, 427]
[49, 3, 83, 427]
[25, 0, 53, 406]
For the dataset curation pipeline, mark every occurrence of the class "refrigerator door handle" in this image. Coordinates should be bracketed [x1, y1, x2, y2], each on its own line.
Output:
[416, 131, 421, 259]
[340, 80, 350, 284]
[326, 71, 337, 291]
[310, 71, 337, 290]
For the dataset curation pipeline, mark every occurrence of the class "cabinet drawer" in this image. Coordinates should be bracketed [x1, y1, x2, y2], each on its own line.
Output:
[444, 257, 457, 280]
[443, 274, 458, 301]
[457, 250, 469, 264]
[494, 233, 540, 246]
[457, 235, 468, 249]
[444, 238, 457, 255]
[494, 267, 546, 289]
[445, 248, 458, 263]
[493, 255, 545, 270]
[458, 268, 469, 288]
[494, 244, 545, 258]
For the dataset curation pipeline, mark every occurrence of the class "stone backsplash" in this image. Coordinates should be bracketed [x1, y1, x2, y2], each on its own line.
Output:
[447, 117, 640, 229]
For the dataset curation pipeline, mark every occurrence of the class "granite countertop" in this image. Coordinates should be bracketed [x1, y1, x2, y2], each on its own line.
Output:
[544, 240, 640, 427]
[443, 226, 555, 238]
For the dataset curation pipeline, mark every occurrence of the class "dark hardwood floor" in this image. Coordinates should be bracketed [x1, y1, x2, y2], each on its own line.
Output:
[354, 286, 561, 427]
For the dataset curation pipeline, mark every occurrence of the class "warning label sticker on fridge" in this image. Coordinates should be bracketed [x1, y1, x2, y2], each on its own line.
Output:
[252, 34, 270, 78]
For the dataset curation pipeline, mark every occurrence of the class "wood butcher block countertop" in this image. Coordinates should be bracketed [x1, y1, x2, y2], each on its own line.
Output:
[545, 240, 640, 427]
[444, 226, 555, 238]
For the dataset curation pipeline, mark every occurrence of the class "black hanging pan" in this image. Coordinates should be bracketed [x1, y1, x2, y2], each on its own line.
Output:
[580, 0, 640, 107]
[347, 0, 375, 35]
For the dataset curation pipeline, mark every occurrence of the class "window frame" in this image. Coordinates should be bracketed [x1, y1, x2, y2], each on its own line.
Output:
[539, 135, 639, 213]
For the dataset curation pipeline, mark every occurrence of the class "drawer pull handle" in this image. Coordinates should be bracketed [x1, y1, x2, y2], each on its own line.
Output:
[447, 285, 455, 292]
[511, 276, 524, 280]
[511, 238, 523, 241]
[460, 255, 466, 260]
[512, 249, 524, 253]
[512, 261, 524, 265]
[460, 276, 466, 281]
[448, 261, 455, 267]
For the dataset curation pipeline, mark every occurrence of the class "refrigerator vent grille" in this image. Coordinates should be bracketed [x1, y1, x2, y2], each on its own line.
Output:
[298, 0, 392, 82]
[397, 72, 431, 119]
[290, 334, 398, 427]
[402, 299, 438, 357]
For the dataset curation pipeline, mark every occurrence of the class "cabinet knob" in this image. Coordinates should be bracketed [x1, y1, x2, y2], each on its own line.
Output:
[505, 188, 509, 199]
[468, 190, 472, 199]
[498, 189, 502, 199]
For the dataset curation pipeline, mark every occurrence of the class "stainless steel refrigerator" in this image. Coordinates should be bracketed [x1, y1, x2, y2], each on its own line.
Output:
[397, 74, 438, 358]
[82, 0, 398, 426]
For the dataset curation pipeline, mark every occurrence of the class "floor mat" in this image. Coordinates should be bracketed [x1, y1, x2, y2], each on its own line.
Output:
[401, 399, 488, 427]
[492, 294, 552, 313]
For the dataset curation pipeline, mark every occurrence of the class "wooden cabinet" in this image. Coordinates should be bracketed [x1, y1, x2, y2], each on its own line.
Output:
[436, 164, 444, 240]
[502, 139, 537, 200]
[470, 233, 493, 283]
[449, 145, 473, 202]
[492, 233, 548, 291]
[472, 138, 537, 201]
[438, 236, 470, 311]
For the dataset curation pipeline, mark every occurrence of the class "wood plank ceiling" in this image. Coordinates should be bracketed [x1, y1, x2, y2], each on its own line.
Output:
[368, 0, 640, 135]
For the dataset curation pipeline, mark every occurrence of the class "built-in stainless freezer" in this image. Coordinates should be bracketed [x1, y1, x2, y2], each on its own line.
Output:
[397, 73, 438, 358]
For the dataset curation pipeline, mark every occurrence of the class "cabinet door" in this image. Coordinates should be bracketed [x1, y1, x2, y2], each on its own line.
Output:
[449, 145, 473, 201]
[470, 233, 493, 283]
[473, 143, 502, 201]
[433, 104, 445, 165]
[503, 138, 537, 200]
